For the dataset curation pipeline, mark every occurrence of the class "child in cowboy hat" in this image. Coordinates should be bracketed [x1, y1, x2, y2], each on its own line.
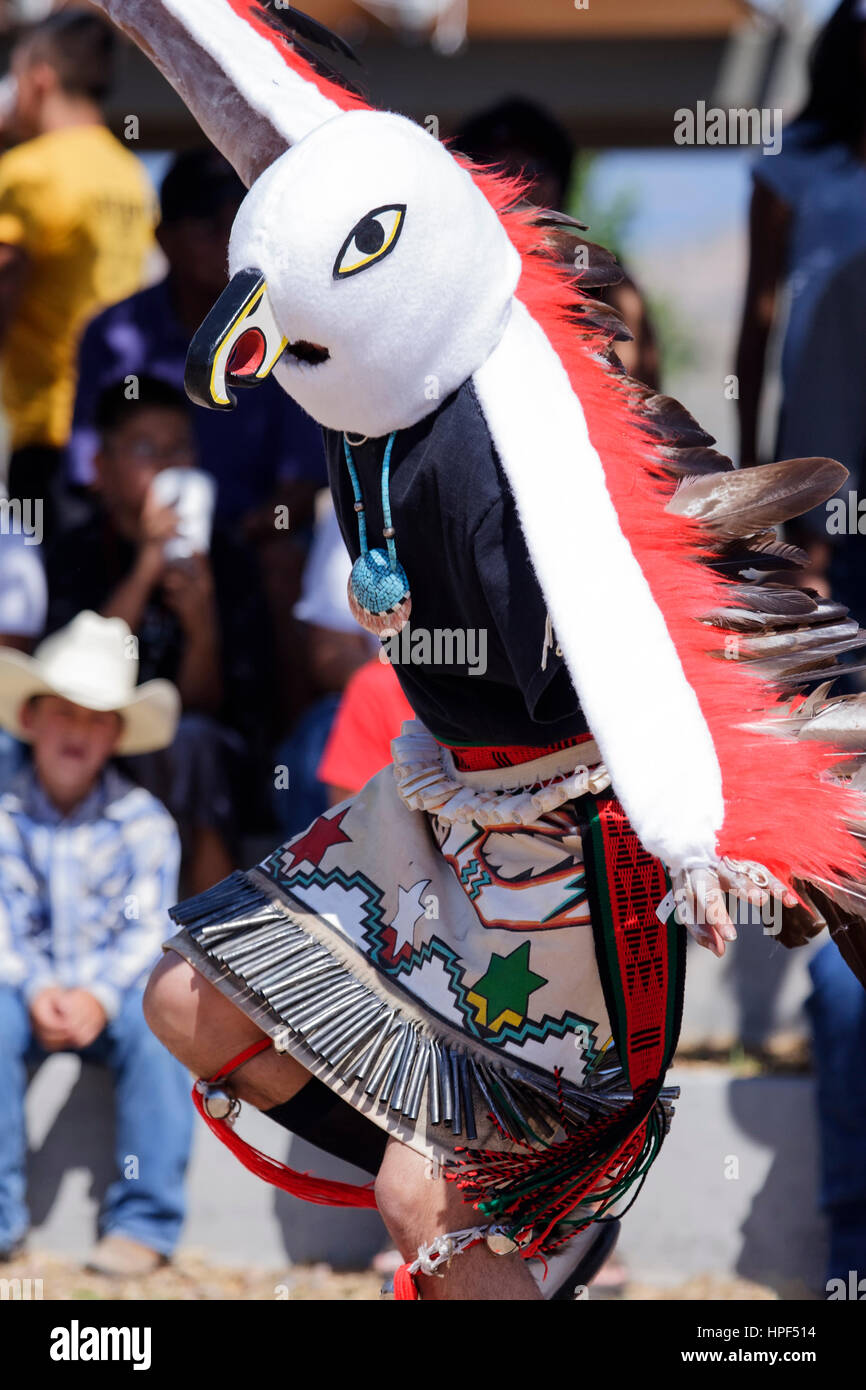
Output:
[0, 610, 191, 1277]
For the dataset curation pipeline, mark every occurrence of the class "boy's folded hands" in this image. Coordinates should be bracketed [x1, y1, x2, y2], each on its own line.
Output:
[30, 986, 108, 1051]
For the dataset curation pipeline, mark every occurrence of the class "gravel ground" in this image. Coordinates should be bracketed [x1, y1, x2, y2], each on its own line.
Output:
[0, 1250, 786, 1301]
[1, 1250, 382, 1301]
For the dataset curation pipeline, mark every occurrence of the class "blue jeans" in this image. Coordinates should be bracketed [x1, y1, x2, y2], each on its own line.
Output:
[805, 942, 866, 1282]
[0, 984, 193, 1256]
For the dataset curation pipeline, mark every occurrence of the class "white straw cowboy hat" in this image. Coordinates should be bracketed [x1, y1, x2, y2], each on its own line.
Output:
[0, 611, 180, 755]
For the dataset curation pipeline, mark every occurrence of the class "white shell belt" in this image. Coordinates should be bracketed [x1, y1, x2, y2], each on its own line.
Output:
[391, 721, 611, 826]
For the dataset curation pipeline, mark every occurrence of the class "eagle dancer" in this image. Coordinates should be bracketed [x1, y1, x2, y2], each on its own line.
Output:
[92, 0, 866, 1299]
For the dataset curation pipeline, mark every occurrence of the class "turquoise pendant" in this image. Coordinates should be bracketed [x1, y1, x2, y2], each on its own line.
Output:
[347, 549, 411, 636]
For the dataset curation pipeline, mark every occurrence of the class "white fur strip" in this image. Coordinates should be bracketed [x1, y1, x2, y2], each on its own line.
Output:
[160, 0, 342, 147]
[472, 299, 724, 871]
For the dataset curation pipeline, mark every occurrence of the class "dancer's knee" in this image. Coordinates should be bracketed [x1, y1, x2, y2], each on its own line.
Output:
[374, 1162, 420, 1252]
[144, 950, 301, 1098]
[143, 951, 198, 1057]
[374, 1140, 449, 1253]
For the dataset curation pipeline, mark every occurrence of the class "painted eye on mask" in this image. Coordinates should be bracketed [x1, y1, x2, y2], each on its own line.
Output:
[333, 204, 406, 279]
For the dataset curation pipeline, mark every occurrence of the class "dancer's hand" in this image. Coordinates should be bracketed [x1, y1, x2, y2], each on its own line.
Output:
[670, 862, 797, 958]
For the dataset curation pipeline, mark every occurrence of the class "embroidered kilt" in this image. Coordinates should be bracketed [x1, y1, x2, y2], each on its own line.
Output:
[167, 723, 685, 1244]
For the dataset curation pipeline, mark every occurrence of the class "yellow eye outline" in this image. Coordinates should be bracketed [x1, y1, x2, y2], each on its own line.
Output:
[333, 204, 406, 279]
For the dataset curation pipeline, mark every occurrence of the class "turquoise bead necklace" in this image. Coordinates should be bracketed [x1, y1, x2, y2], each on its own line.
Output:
[343, 430, 412, 636]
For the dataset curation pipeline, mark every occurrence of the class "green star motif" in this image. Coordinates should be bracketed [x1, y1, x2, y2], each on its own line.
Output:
[466, 941, 547, 1032]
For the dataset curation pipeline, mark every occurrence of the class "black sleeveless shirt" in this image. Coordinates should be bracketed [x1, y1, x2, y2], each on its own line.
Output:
[323, 379, 588, 748]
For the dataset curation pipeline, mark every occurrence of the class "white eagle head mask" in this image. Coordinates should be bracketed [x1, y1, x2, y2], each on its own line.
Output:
[187, 110, 521, 437]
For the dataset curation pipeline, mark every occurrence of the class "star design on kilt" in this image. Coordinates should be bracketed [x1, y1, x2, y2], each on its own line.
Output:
[466, 941, 547, 1033]
[384, 878, 431, 959]
[281, 808, 351, 874]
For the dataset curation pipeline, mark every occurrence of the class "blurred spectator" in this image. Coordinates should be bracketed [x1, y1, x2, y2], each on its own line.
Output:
[45, 377, 275, 893]
[294, 496, 375, 690]
[68, 147, 326, 531]
[0, 10, 156, 538]
[773, 245, 866, 612]
[736, 0, 866, 475]
[0, 610, 191, 1275]
[773, 244, 866, 1289]
[455, 95, 575, 215]
[318, 657, 414, 806]
[806, 932, 866, 1289]
[452, 96, 660, 389]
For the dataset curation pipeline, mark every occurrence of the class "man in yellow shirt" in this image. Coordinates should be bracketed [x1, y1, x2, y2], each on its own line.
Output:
[0, 10, 155, 539]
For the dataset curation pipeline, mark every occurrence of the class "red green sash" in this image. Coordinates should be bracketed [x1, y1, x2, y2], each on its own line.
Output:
[451, 790, 686, 1256]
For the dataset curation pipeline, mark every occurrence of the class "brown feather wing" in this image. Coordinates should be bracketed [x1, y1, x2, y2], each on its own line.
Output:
[666, 458, 847, 539]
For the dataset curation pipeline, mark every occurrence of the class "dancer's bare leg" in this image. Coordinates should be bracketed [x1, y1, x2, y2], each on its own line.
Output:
[374, 1136, 541, 1301]
[143, 949, 310, 1107]
[145, 952, 539, 1299]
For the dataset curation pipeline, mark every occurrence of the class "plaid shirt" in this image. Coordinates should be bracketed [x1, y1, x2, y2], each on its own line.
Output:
[0, 764, 180, 1019]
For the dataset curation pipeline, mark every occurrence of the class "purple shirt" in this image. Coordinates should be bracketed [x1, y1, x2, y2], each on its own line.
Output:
[67, 277, 326, 518]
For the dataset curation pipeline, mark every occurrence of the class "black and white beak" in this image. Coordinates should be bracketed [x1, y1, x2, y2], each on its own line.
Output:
[185, 268, 288, 410]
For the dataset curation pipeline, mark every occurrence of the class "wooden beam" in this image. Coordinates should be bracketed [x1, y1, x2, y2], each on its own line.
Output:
[471, 0, 755, 40]
[311, 0, 757, 41]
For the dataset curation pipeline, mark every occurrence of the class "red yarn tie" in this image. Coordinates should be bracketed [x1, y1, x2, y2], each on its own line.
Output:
[192, 1040, 377, 1209]
[392, 1263, 420, 1300]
